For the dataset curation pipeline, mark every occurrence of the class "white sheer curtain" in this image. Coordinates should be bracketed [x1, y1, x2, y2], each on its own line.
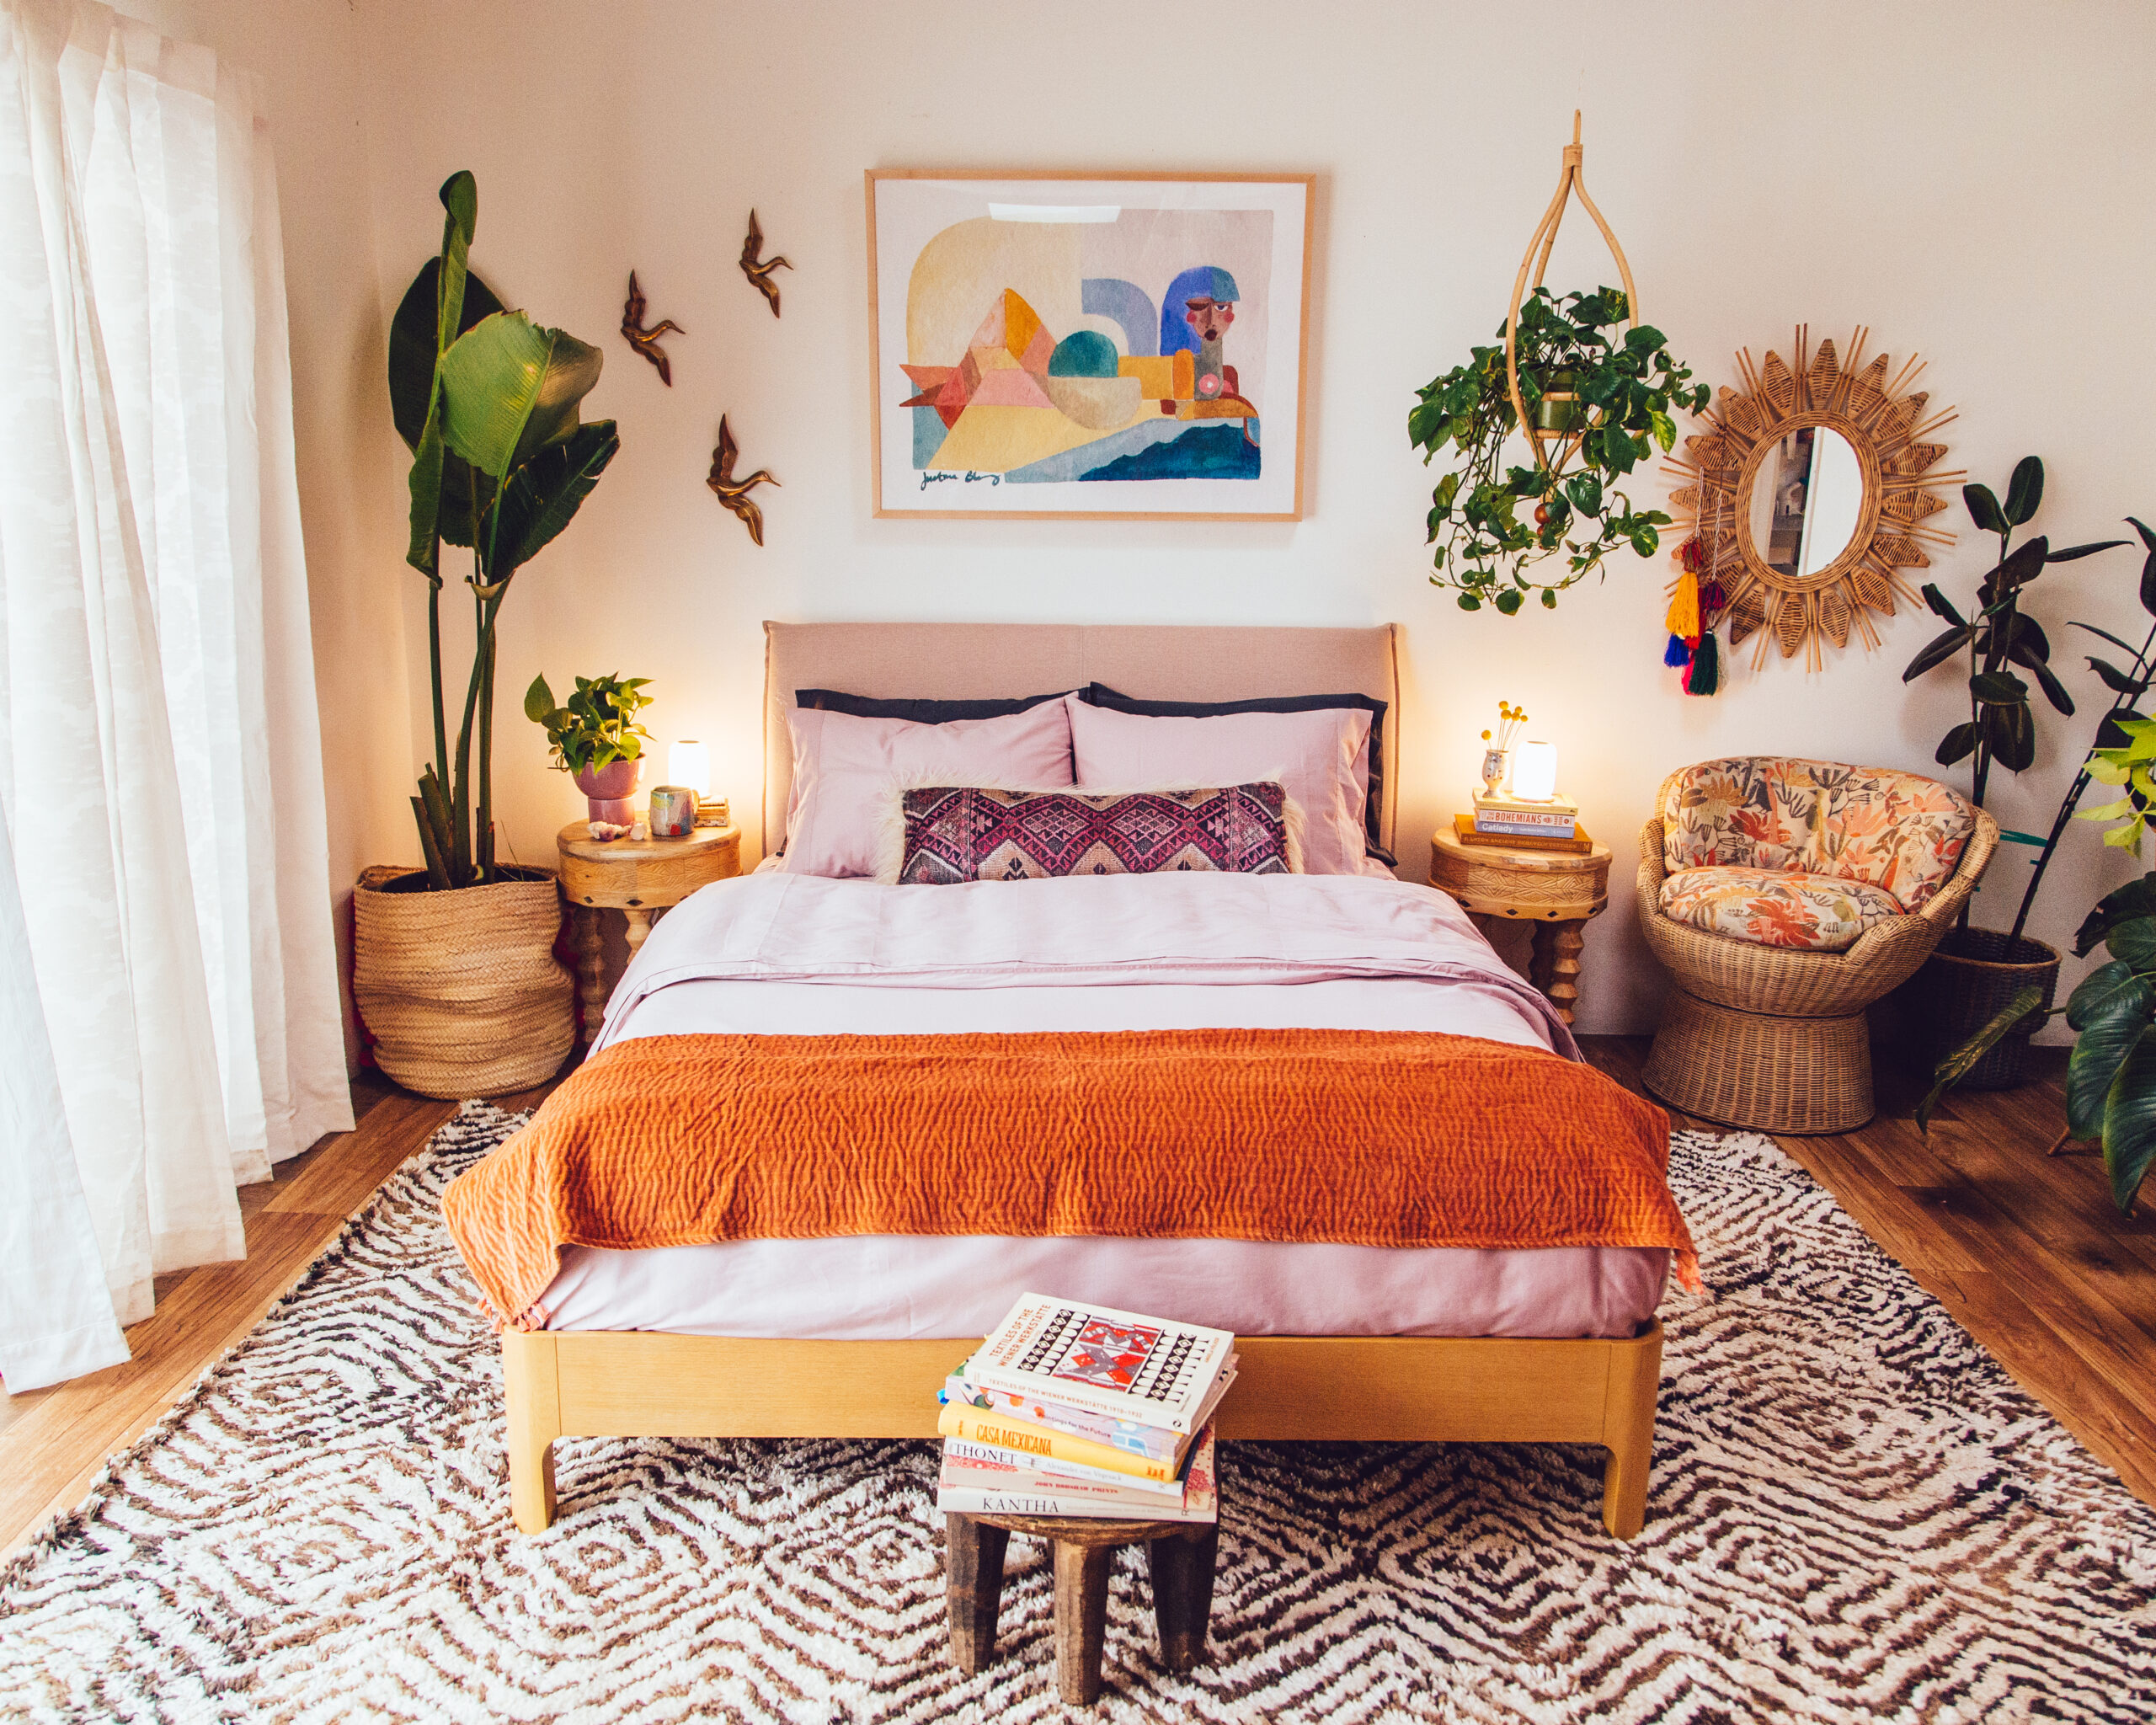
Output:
[0, 0, 350, 1392]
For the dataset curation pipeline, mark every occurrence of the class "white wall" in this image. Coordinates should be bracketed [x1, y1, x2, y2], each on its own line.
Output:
[250, 0, 2156, 1034]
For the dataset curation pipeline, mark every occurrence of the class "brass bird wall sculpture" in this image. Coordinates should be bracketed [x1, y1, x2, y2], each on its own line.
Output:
[621, 270, 684, 384]
[738, 210, 791, 318]
[707, 416, 779, 545]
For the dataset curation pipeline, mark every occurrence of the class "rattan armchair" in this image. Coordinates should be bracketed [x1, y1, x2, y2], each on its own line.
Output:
[1637, 782, 1999, 1135]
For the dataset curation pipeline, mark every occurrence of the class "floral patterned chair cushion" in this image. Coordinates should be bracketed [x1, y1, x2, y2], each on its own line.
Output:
[1661, 757, 1974, 915]
[1659, 867, 1908, 953]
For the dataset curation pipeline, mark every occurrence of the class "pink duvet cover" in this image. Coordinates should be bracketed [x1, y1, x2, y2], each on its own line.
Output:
[551, 873, 1667, 1340]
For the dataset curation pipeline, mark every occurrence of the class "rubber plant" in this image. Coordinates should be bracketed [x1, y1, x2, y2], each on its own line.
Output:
[389, 171, 622, 889]
[1900, 459, 2123, 847]
[1409, 286, 1708, 612]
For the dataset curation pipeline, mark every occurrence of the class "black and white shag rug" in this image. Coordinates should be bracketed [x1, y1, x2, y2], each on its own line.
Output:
[3, 1104, 2153, 1722]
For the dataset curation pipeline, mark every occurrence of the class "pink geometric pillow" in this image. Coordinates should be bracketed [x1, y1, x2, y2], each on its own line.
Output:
[782, 702, 1075, 878]
[1064, 695, 1383, 877]
[883, 784, 1300, 885]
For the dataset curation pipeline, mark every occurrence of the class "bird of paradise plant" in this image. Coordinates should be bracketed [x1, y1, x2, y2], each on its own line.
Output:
[388, 171, 622, 890]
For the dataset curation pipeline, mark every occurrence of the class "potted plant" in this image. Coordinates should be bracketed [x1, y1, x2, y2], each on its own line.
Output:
[351, 171, 622, 1100]
[1408, 286, 1708, 613]
[1897, 458, 2125, 1087]
[1922, 847, 2156, 1216]
[526, 673, 654, 821]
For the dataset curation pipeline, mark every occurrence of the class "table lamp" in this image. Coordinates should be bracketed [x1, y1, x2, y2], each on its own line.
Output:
[668, 739, 728, 828]
[1512, 740, 1560, 803]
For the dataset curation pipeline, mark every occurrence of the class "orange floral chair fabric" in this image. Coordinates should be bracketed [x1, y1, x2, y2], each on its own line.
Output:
[1657, 758, 1977, 953]
[1658, 866, 1908, 953]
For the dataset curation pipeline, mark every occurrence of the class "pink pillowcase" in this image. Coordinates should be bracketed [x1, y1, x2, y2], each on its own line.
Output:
[1065, 694, 1384, 878]
[782, 703, 1075, 878]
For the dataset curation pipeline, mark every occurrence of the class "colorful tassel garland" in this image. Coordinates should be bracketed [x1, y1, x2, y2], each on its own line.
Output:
[1664, 571, 1700, 642]
[1684, 631, 1721, 695]
[1664, 633, 1693, 668]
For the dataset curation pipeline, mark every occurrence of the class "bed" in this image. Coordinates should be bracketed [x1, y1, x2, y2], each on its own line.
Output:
[483, 622, 1676, 1541]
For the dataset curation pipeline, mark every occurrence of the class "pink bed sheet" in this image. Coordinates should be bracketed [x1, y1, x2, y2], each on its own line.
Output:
[546, 875, 1668, 1341]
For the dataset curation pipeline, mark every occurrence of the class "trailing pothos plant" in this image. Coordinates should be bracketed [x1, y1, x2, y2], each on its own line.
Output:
[390, 171, 622, 891]
[1901, 459, 2124, 840]
[1409, 286, 1708, 612]
[524, 673, 653, 777]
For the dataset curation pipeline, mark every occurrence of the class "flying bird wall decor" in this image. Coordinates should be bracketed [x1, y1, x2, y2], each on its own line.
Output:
[707, 415, 779, 545]
[621, 270, 684, 383]
[739, 210, 790, 318]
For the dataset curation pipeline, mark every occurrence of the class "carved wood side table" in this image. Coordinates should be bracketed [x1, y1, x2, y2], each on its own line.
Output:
[555, 821, 740, 1044]
[1428, 828, 1613, 1025]
[946, 1512, 1218, 1705]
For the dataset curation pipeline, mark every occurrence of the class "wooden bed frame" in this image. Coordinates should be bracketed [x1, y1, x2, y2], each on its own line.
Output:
[497, 623, 1667, 1542]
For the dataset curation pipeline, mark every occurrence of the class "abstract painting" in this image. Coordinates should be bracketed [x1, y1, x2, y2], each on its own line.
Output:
[867, 173, 1312, 519]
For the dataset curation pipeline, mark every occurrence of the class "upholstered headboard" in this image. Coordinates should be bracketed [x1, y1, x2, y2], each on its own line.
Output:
[761, 620, 1403, 859]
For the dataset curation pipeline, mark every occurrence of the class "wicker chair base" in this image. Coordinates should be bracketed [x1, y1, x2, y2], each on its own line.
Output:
[1642, 987, 1873, 1135]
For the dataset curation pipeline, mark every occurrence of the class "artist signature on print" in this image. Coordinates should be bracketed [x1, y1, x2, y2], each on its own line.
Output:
[921, 471, 1001, 490]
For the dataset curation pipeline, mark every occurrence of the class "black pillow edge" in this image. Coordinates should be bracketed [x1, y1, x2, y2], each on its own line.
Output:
[795, 686, 1075, 724]
[1081, 683, 1392, 862]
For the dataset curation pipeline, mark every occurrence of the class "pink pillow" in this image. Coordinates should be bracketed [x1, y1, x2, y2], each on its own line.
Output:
[1065, 694, 1383, 877]
[782, 703, 1075, 878]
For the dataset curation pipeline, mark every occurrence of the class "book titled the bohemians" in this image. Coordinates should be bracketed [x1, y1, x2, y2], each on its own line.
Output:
[963, 1294, 1235, 1435]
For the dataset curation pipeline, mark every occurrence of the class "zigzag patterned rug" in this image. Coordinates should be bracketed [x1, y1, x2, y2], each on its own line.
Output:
[3, 1106, 2153, 1722]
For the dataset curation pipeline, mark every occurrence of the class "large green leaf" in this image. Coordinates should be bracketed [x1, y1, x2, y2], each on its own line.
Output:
[488, 421, 622, 580]
[439, 312, 605, 481]
[1920, 582, 1965, 628]
[2101, 1034, 2156, 1210]
[1916, 984, 2048, 1131]
[1983, 700, 2036, 771]
[1903, 622, 1973, 681]
[1935, 722, 1979, 767]
[2067, 964, 2152, 1136]
[2003, 455, 2044, 526]
[396, 175, 492, 578]
[1964, 483, 2008, 536]
[1970, 670, 2029, 705]
[2112, 916, 2156, 973]
[388, 258, 504, 451]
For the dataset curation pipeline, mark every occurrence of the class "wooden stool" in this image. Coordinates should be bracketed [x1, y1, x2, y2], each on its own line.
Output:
[946, 1513, 1219, 1705]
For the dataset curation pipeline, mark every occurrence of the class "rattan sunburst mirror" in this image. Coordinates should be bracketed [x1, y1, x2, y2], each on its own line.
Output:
[1666, 327, 1961, 669]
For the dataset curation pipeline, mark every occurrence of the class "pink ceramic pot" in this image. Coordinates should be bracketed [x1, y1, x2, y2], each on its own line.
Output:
[573, 757, 641, 824]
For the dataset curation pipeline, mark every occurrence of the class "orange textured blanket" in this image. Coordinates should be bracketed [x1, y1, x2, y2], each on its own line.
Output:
[441, 1029, 1697, 1327]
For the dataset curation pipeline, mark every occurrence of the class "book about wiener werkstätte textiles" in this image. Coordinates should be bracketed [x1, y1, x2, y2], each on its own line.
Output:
[941, 1361, 1238, 1463]
[936, 1428, 1218, 1522]
[937, 1404, 1186, 1483]
[963, 1295, 1234, 1434]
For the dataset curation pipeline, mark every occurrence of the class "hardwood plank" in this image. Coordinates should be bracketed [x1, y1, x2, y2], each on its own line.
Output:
[259, 1091, 456, 1219]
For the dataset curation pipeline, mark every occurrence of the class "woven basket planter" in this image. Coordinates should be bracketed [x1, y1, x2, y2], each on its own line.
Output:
[352, 865, 574, 1100]
[1903, 927, 2060, 1092]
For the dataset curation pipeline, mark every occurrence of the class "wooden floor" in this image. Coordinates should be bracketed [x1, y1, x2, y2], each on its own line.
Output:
[3, 1040, 2153, 1557]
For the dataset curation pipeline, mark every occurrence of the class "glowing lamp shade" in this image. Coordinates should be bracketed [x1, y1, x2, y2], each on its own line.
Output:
[1512, 740, 1559, 802]
[668, 739, 711, 798]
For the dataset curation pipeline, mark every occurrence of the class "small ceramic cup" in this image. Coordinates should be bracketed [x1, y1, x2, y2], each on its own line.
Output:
[648, 784, 699, 838]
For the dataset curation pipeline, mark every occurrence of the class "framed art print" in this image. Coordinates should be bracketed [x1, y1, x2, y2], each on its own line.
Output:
[867, 170, 1313, 521]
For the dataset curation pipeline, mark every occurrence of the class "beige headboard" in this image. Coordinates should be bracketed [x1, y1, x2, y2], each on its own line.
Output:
[762, 620, 1402, 858]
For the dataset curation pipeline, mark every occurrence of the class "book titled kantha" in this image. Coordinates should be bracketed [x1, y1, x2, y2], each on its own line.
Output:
[967, 1295, 1235, 1434]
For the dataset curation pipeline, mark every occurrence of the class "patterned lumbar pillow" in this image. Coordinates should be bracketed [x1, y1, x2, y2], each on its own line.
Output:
[882, 783, 1302, 884]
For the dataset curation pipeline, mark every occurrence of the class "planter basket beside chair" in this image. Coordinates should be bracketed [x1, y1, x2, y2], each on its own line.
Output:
[1638, 758, 1999, 1135]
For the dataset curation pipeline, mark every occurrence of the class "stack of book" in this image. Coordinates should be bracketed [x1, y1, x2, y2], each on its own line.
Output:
[1460, 788, 1590, 853]
[934, 1294, 1233, 1522]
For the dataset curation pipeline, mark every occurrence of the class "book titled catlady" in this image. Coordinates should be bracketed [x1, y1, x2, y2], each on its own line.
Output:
[966, 1294, 1235, 1434]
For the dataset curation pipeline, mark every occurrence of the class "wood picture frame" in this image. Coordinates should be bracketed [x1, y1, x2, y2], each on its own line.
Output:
[866, 170, 1314, 521]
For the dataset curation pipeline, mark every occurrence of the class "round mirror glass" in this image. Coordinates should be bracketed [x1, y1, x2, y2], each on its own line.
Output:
[1747, 425, 1865, 579]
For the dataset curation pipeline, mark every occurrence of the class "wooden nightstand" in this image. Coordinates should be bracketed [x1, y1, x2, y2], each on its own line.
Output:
[556, 821, 741, 1043]
[1429, 827, 1613, 1025]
